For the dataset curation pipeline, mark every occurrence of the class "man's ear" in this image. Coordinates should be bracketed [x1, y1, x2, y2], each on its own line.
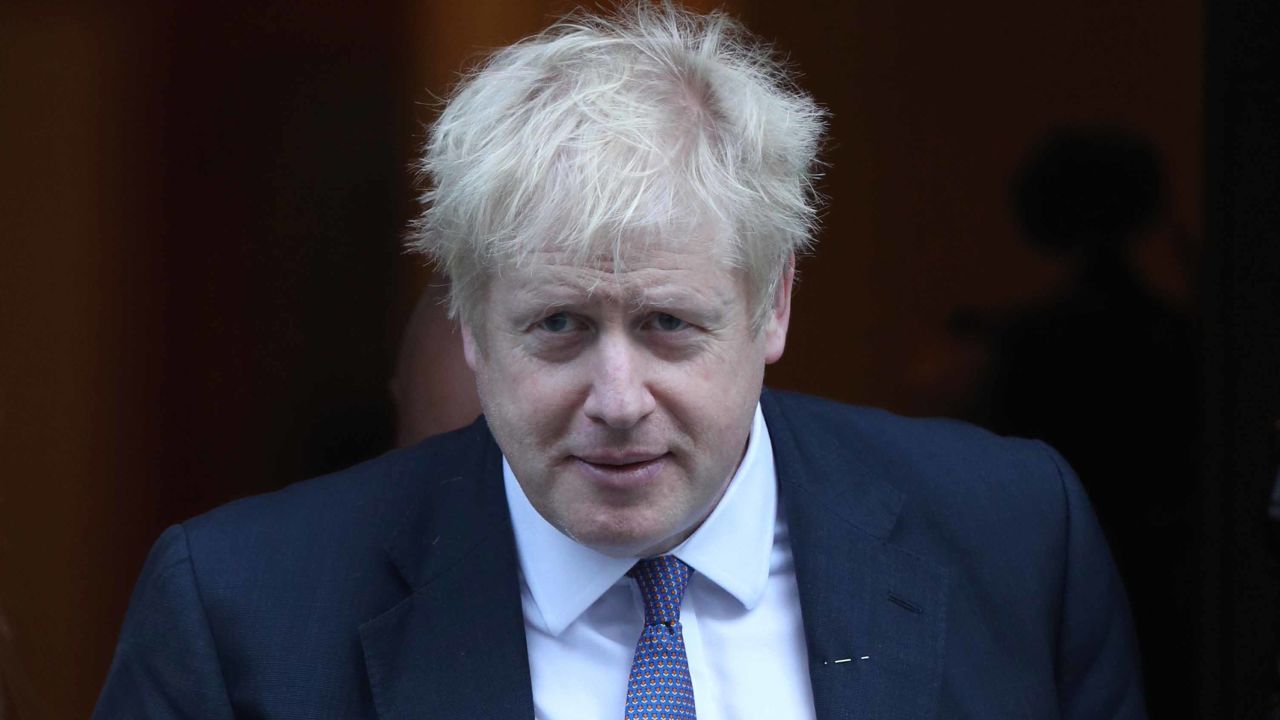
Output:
[460, 321, 479, 372]
[763, 255, 795, 364]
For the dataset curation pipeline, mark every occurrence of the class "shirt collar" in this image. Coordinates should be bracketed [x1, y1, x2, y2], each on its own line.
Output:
[503, 404, 777, 636]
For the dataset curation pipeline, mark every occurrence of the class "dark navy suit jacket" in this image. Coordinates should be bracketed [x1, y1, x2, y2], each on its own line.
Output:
[94, 390, 1146, 718]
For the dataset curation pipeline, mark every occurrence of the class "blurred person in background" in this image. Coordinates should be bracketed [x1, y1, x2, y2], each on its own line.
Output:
[982, 128, 1200, 719]
[390, 280, 481, 447]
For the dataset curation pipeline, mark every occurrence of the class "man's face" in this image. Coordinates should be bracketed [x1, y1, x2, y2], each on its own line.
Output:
[462, 243, 791, 558]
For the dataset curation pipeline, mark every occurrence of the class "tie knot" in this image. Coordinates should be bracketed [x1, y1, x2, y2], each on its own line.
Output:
[628, 555, 693, 626]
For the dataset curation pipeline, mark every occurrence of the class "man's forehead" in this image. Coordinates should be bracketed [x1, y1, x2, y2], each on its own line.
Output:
[497, 247, 740, 307]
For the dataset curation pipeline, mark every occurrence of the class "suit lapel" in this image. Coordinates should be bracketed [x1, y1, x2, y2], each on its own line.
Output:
[359, 421, 534, 720]
[763, 393, 949, 720]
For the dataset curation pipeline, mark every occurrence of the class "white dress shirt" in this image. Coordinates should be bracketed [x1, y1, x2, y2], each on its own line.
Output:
[503, 404, 817, 719]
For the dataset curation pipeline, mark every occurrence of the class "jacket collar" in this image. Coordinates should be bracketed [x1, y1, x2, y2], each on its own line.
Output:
[359, 417, 535, 720]
[762, 390, 948, 720]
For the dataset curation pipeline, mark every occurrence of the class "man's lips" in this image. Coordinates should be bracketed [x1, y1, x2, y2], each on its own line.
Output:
[570, 452, 671, 488]
[574, 451, 668, 466]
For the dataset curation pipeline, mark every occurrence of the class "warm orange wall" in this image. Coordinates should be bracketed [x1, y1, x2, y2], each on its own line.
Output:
[0, 6, 170, 717]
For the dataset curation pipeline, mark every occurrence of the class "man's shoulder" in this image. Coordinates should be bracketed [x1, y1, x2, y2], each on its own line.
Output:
[179, 419, 492, 586]
[763, 388, 1076, 542]
[763, 387, 1057, 476]
[103, 420, 502, 707]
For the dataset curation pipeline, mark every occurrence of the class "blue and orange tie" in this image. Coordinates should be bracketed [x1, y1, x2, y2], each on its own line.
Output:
[625, 555, 697, 720]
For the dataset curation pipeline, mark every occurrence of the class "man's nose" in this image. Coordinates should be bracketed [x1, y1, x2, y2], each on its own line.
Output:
[582, 332, 656, 430]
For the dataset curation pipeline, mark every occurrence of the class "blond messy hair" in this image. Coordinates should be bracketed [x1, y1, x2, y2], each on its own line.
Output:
[408, 2, 826, 330]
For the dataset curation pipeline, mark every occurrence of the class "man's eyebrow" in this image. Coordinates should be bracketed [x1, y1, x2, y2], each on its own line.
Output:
[635, 285, 723, 309]
[631, 290, 729, 325]
[635, 288, 690, 305]
[509, 277, 724, 315]
[505, 283, 608, 324]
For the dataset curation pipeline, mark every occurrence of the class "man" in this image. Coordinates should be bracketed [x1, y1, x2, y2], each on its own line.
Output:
[95, 4, 1145, 718]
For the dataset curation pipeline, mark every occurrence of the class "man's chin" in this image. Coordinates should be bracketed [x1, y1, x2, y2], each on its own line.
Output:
[561, 516, 690, 559]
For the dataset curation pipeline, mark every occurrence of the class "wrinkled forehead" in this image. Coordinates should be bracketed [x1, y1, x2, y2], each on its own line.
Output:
[503, 206, 736, 267]
[490, 240, 746, 311]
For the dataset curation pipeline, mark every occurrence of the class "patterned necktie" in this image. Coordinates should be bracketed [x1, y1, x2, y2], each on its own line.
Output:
[625, 555, 697, 719]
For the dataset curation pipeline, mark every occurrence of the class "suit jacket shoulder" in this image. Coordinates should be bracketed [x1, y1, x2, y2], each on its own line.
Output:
[96, 418, 520, 719]
[765, 388, 1085, 571]
[183, 417, 490, 594]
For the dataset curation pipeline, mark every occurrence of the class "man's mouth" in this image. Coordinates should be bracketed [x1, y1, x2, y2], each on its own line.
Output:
[571, 452, 671, 488]
[575, 450, 667, 466]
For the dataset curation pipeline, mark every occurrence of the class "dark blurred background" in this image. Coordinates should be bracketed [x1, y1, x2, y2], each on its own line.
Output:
[1, 1, 1277, 718]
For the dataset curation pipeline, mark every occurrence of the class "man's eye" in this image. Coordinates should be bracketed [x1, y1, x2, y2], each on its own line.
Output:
[651, 313, 688, 332]
[536, 312, 575, 333]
